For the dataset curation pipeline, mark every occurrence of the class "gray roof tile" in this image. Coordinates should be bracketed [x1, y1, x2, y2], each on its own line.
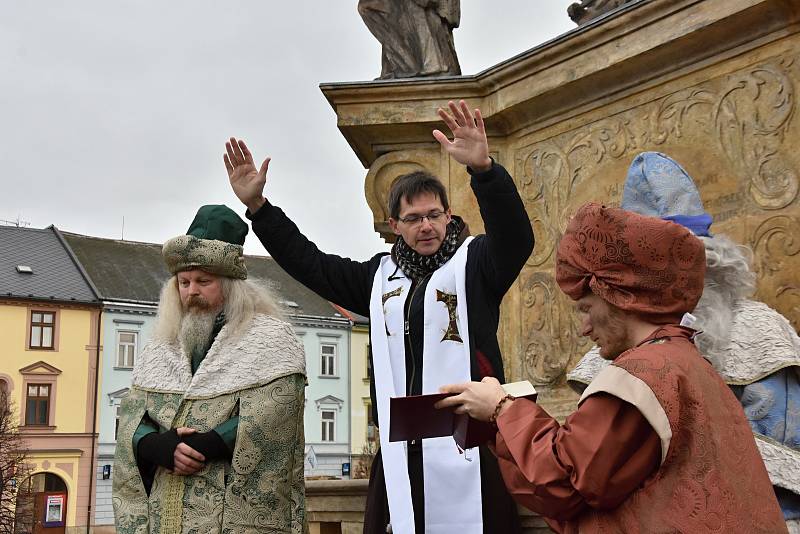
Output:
[63, 232, 342, 319]
[0, 226, 98, 303]
[63, 233, 168, 303]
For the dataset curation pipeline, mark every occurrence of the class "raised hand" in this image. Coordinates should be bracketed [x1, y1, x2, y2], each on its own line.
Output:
[224, 138, 270, 213]
[433, 100, 492, 173]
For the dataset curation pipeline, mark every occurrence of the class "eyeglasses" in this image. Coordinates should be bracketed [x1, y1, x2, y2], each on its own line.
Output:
[398, 211, 446, 226]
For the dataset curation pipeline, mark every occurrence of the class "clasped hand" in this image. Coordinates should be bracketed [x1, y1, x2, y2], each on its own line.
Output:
[172, 427, 205, 476]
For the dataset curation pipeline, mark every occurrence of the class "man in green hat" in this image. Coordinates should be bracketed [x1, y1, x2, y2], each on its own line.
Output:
[113, 205, 307, 534]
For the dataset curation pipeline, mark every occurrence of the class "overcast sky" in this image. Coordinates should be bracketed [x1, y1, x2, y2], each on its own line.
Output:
[0, 1, 575, 259]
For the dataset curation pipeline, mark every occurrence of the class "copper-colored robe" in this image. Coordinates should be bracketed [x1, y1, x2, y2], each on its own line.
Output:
[495, 325, 786, 533]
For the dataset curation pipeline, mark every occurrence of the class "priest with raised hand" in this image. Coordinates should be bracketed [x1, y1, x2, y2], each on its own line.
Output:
[225, 100, 534, 534]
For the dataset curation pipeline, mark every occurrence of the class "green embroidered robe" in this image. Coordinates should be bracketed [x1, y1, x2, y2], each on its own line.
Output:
[113, 314, 307, 534]
[132, 312, 238, 456]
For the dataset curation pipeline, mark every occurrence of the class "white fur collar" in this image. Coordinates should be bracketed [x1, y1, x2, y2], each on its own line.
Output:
[719, 300, 800, 384]
[567, 299, 800, 388]
[132, 314, 306, 398]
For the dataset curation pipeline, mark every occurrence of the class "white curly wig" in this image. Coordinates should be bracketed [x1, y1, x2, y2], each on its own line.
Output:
[153, 276, 285, 343]
[692, 234, 757, 370]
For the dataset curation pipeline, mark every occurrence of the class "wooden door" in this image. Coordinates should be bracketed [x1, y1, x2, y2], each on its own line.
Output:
[32, 492, 66, 534]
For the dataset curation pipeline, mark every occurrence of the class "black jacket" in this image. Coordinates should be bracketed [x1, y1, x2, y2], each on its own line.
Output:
[248, 161, 534, 421]
[250, 161, 533, 533]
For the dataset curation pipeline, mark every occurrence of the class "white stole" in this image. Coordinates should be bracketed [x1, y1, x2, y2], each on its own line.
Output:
[369, 237, 483, 534]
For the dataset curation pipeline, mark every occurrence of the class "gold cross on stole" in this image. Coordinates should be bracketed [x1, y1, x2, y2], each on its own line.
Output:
[436, 290, 462, 343]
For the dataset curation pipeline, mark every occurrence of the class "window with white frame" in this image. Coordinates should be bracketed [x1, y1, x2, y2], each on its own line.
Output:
[115, 405, 121, 440]
[29, 311, 55, 349]
[320, 343, 337, 377]
[116, 331, 138, 368]
[321, 410, 336, 442]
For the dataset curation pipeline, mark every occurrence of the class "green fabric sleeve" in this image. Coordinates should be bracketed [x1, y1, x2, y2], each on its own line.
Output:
[132, 417, 159, 461]
[213, 416, 240, 454]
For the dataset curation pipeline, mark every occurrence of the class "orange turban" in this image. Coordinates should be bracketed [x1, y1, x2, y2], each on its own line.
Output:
[556, 203, 706, 321]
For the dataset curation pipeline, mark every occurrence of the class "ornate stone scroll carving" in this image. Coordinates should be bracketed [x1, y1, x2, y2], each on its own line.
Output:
[647, 58, 798, 210]
[519, 271, 591, 384]
[752, 215, 800, 331]
[513, 53, 799, 384]
[719, 63, 797, 210]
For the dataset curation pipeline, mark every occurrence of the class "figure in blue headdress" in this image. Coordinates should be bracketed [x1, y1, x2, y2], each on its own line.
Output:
[568, 152, 800, 532]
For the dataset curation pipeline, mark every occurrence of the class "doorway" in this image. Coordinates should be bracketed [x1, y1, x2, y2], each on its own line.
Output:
[14, 472, 67, 534]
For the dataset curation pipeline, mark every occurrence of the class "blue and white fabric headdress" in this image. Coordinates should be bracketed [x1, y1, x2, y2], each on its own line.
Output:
[621, 151, 713, 236]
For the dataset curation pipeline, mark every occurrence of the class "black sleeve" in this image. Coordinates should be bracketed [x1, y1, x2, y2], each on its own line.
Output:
[136, 428, 180, 470]
[468, 161, 534, 299]
[181, 430, 231, 462]
[247, 202, 382, 317]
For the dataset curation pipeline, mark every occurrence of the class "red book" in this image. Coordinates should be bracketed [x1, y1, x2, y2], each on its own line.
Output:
[389, 392, 455, 442]
[389, 381, 537, 450]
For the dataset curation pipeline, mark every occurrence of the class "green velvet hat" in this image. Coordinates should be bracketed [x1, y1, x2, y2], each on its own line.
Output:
[162, 205, 249, 279]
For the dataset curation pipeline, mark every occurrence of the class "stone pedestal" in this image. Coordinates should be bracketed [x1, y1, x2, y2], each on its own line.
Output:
[306, 479, 369, 534]
[322, 0, 800, 420]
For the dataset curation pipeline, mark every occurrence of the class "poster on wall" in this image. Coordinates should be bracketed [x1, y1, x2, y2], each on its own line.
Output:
[43, 493, 66, 527]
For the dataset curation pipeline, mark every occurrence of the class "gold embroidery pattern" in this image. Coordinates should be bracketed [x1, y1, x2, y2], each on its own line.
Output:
[436, 290, 463, 343]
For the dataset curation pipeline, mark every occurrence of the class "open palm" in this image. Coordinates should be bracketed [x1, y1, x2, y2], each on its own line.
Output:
[224, 138, 270, 211]
[433, 100, 492, 172]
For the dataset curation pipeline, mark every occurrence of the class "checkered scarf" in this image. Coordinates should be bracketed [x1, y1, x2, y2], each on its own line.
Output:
[391, 216, 467, 281]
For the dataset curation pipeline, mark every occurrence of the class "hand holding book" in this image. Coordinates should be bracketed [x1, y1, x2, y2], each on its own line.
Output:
[436, 377, 530, 422]
[389, 379, 537, 450]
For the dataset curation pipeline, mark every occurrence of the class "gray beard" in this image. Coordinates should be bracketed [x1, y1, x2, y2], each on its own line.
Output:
[179, 311, 218, 358]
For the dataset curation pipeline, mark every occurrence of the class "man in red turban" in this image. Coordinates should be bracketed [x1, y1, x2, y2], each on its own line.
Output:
[438, 203, 786, 533]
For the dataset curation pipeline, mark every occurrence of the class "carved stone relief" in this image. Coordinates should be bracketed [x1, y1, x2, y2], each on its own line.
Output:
[520, 271, 592, 385]
[512, 53, 799, 387]
[753, 215, 800, 332]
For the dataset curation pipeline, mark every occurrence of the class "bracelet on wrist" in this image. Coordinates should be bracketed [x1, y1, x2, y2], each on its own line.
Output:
[490, 393, 515, 425]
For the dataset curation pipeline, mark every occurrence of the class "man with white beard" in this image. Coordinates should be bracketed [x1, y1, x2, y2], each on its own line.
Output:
[567, 152, 800, 532]
[113, 205, 307, 534]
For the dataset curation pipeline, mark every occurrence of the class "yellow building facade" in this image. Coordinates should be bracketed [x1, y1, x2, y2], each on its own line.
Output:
[0, 226, 102, 533]
[348, 318, 375, 477]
